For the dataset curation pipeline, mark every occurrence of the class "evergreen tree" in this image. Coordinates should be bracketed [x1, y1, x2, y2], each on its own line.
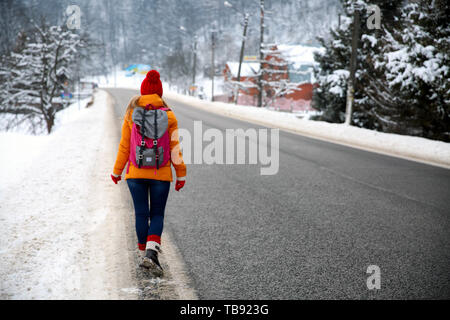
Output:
[374, 0, 450, 141]
[313, 0, 402, 126]
[312, 11, 352, 123]
[312, 0, 449, 142]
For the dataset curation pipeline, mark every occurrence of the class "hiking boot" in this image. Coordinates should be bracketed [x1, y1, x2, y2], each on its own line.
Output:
[141, 249, 163, 276]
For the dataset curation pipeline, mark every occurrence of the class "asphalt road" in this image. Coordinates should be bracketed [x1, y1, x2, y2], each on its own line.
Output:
[105, 88, 450, 299]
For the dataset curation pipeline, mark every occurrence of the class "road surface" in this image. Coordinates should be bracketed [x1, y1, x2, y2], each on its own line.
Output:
[105, 88, 450, 299]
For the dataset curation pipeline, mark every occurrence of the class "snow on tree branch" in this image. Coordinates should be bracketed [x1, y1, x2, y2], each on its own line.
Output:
[0, 22, 86, 134]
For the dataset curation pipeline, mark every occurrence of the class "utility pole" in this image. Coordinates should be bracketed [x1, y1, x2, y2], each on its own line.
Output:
[235, 13, 249, 105]
[344, 8, 360, 125]
[257, 0, 265, 108]
[77, 53, 81, 110]
[192, 35, 198, 94]
[211, 30, 216, 102]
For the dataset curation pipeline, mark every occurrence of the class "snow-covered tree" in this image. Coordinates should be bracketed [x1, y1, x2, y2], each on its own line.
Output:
[311, 0, 450, 142]
[373, 0, 450, 141]
[313, 11, 353, 123]
[313, 0, 400, 126]
[0, 23, 84, 134]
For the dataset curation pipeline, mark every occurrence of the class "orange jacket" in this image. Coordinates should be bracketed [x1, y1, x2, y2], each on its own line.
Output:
[113, 94, 186, 181]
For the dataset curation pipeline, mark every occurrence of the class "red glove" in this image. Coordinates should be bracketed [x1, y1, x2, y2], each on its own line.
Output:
[175, 179, 185, 191]
[111, 174, 121, 184]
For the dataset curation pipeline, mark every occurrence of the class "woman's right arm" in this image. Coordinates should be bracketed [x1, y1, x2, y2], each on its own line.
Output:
[113, 113, 131, 176]
[168, 111, 186, 179]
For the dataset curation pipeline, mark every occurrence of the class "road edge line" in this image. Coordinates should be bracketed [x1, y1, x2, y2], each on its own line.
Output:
[162, 231, 199, 300]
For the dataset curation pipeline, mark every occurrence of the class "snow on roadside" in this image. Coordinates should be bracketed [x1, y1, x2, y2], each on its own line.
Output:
[0, 90, 135, 299]
[0, 98, 91, 191]
[163, 91, 450, 168]
[0, 133, 50, 192]
[52, 97, 92, 131]
[83, 68, 145, 90]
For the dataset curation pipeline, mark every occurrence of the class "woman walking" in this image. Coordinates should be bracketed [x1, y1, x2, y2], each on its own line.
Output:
[111, 70, 186, 276]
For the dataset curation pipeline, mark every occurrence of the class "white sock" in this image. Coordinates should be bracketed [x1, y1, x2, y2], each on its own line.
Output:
[146, 241, 161, 253]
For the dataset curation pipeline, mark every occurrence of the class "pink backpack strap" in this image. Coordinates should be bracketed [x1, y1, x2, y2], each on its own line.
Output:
[145, 103, 170, 112]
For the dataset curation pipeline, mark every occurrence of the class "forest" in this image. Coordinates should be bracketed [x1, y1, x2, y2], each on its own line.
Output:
[0, 0, 341, 82]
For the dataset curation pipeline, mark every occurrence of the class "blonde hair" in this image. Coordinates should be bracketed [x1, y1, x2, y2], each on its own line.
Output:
[125, 95, 141, 120]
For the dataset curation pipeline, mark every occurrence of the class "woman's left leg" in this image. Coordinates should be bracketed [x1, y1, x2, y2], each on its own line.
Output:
[126, 179, 151, 252]
[146, 179, 170, 247]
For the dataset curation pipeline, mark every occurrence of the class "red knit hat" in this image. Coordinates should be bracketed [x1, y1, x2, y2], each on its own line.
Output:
[140, 70, 163, 97]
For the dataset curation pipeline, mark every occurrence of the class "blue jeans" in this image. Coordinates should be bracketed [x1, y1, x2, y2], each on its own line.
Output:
[127, 179, 170, 247]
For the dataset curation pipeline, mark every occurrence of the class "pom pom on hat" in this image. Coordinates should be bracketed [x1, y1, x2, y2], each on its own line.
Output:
[146, 70, 160, 83]
[141, 70, 163, 97]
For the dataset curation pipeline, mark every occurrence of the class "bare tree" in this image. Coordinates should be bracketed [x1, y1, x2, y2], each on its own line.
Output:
[0, 22, 84, 134]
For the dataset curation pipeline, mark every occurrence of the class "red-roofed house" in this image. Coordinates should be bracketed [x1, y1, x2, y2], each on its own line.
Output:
[221, 44, 324, 112]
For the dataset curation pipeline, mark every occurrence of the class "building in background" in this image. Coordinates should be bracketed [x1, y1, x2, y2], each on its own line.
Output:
[221, 44, 324, 113]
[221, 60, 260, 106]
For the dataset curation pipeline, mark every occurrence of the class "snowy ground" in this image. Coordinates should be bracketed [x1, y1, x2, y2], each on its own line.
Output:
[190, 76, 225, 101]
[0, 90, 137, 299]
[0, 88, 198, 300]
[0, 97, 92, 135]
[84, 69, 146, 91]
